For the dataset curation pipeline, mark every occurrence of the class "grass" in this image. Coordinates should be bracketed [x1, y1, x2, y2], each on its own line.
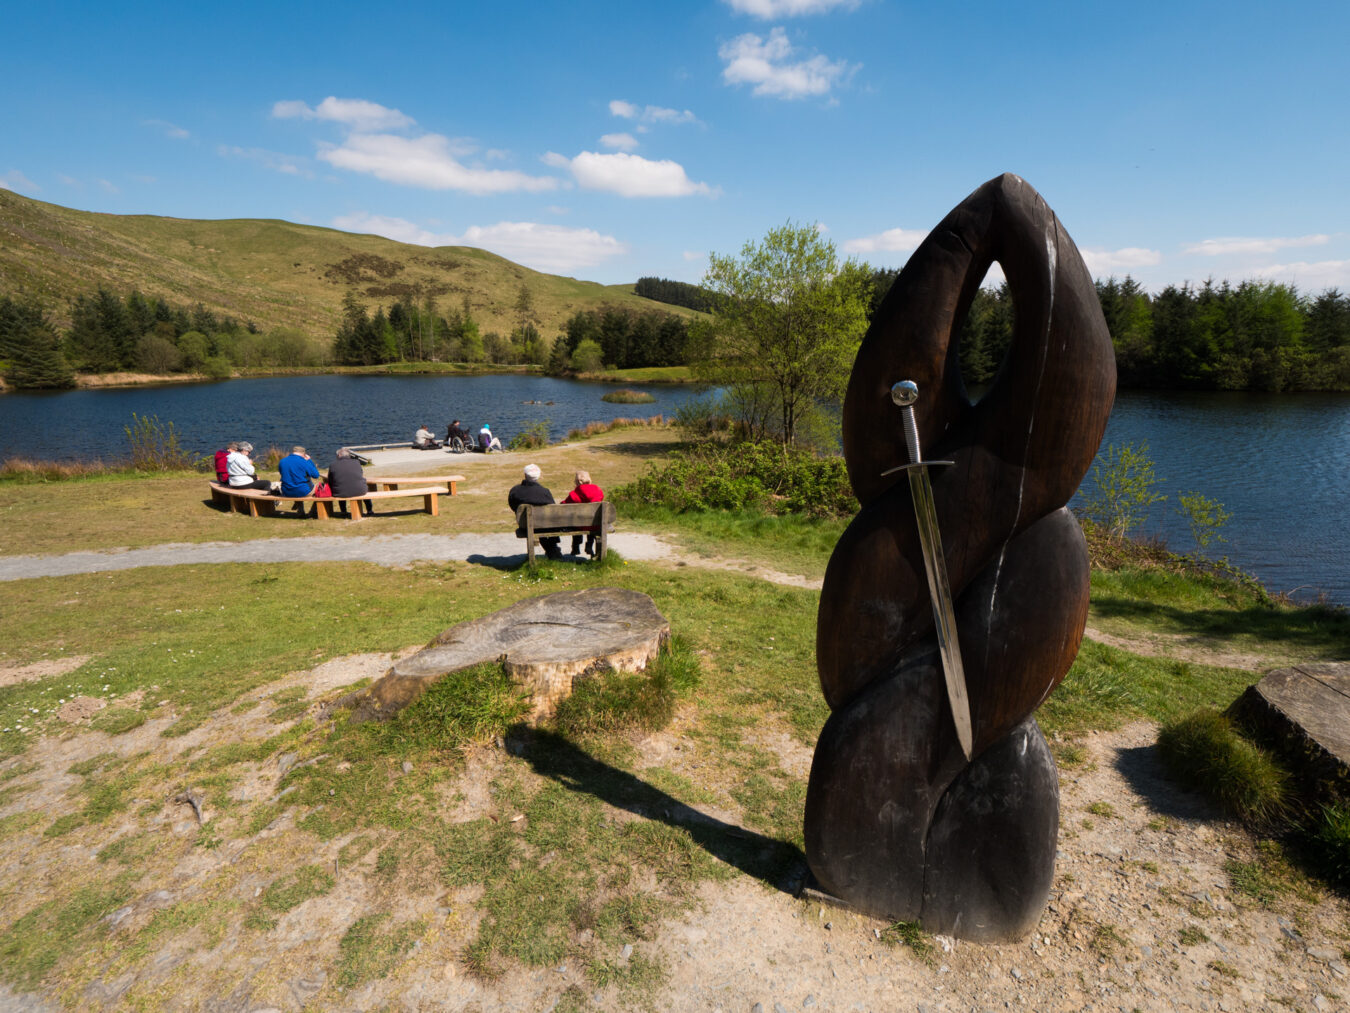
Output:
[601, 389, 657, 404]
[1156, 709, 1290, 824]
[0, 442, 1347, 1003]
[580, 365, 694, 383]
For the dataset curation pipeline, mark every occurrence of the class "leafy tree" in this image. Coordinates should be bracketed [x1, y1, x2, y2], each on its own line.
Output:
[696, 222, 871, 445]
[136, 333, 184, 374]
[1177, 491, 1232, 555]
[571, 338, 604, 373]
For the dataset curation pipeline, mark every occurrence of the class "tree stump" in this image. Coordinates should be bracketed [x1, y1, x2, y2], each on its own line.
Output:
[355, 587, 670, 723]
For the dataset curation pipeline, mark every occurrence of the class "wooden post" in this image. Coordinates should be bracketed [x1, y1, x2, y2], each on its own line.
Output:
[597, 503, 608, 561]
[525, 507, 537, 567]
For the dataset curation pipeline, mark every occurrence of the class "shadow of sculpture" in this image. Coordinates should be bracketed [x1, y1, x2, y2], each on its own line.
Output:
[516, 727, 806, 893]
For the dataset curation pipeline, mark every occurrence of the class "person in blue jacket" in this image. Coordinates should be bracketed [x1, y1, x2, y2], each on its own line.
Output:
[277, 446, 321, 513]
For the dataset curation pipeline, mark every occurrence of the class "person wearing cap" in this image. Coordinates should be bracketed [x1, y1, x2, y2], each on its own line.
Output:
[508, 463, 561, 559]
[226, 442, 272, 490]
[479, 423, 502, 453]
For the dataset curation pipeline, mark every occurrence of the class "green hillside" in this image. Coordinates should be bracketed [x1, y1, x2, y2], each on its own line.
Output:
[0, 189, 682, 338]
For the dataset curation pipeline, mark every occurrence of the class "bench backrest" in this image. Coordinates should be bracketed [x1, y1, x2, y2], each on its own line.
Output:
[515, 501, 616, 534]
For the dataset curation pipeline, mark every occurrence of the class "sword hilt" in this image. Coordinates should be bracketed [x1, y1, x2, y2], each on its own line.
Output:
[890, 380, 922, 465]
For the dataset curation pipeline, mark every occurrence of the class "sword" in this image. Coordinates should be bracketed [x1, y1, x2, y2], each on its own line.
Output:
[881, 380, 975, 761]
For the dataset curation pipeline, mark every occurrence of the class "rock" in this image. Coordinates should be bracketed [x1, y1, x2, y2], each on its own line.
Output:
[355, 588, 671, 722]
[401, 761, 413, 773]
[620, 944, 633, 960]
[289, 970, 326, 1004]
[104, 905, 134, 929]
[277, 753, 299, 775]
[1228, 663, 1350, 800]
[1308, 946, 1339, 961]
[752, 1005, 764, 1013]
[803, 996, 816, 1007]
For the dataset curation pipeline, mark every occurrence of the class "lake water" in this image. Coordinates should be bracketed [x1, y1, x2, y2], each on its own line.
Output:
[1, 377, 1346, 606]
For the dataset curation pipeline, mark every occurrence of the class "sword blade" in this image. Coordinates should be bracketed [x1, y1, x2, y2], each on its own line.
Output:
[906, 465, 975, 761]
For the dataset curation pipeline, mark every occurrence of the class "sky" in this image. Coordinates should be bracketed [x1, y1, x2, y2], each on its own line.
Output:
[3, 0, 1348, 293]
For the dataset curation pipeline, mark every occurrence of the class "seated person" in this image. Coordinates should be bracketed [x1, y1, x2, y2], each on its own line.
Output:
[445, 419, 471, 450]
[326, 447, 372, 517]
[508, 463, 561, 559]
[562, 470, 605, 557]
[479, 423, 503, 453]
[277, 446, 321, 512]
[226, 442, 272, 490]
[214, 442, 237, 484]
[413, 424, 441, 449]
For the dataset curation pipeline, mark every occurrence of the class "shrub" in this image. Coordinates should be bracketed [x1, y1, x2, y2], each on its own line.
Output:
[1308, 803, 1350, 889]
[1157, 709, 1290, 824]
[507, 420, 551, 451]
[124, 413, 196, 472]
[565, 416, 665, 440]
[550, 636, 700, 737]
[672, 393, 731, 439]
[1080, 441, 1166, 538]
[613, 440, 856, 519]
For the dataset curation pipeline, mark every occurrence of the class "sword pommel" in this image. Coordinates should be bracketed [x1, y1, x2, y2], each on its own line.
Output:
[891, 380, 923, 466]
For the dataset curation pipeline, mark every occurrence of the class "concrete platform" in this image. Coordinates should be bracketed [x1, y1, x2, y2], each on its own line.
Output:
[1230, 661, 1350, 799]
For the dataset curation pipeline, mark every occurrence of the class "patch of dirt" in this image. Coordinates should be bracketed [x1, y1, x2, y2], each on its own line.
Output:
[0, 654, 91, 687]
[1084, 625, 1274, 671]
[3, 656, 1348, 1012]
[55, 695, 105, 723]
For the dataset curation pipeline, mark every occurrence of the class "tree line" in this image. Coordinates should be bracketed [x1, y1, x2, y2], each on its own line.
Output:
[0, 288, 332, 388]
[959, 277, 1350, 391]
[634, 276, 716, 313]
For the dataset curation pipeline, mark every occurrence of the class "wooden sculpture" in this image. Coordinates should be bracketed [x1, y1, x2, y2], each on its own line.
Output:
[804, 174, 1116, 942]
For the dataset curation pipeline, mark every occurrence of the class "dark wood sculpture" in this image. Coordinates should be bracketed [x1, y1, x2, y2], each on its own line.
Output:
[805, 174, 1116, 941]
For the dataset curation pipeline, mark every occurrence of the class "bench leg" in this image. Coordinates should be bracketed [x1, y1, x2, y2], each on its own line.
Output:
[526, 512, 536, 568]
[424, 492, 439, 516]
[598, 526, 607, 562]
[313, 500, 330, 520]
[448, 480, 456, 496]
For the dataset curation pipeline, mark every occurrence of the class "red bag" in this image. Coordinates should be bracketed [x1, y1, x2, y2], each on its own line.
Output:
[312, 482, 332, 498]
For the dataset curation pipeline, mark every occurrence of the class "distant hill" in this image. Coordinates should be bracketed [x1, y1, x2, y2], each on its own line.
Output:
[0, 189, 684, 337]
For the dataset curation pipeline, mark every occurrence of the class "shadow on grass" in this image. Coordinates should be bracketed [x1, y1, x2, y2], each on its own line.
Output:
[517, 726, 807, 894]
[587, 438, 683, 458]
[1092, 596, 1350, 657]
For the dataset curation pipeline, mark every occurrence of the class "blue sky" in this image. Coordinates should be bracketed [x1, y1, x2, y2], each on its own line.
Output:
[4, 0, 1348, 292]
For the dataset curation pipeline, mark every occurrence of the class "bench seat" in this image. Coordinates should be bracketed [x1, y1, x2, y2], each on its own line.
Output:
[514, 501, 617, 564]
[210, 482, 450, 520]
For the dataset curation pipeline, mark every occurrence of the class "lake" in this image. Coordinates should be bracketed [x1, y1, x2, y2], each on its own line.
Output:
[1, 377, 1346, 606]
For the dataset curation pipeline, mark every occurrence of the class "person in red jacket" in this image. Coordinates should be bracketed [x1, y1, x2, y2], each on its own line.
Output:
[562, 469, 604, 557]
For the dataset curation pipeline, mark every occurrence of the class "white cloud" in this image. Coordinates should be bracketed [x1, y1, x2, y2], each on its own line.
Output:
[143, 118, 189, 139]
[600, 132, 640, 152]
[330, 212, 627, 274]
[0, 170, 39, 193]
[1252, 260, 1350, 291]
[544, 151, 714, 198]
[842, 227, 928, 255]
[1183, 234, 1330, 256]
[546, 205, 570, 215]
[1080, 247, 1162, 276]
[97, 179, 119, 194]
[57, 174, 79, 186]
[683, 250, 705, 262]
[322, 133, 558, 194]
[220, 145, 313, 178]
[720, 28, 855, 99]
[272, 96, 413, 131]
[723, 0, 860, 17]
[608, 101, 698, 125]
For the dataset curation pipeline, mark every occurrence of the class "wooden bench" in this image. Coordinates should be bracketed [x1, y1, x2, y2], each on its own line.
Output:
[209, 482, 452, 520]
[515, 501, 617, 564]
[367, 475, 464, 496]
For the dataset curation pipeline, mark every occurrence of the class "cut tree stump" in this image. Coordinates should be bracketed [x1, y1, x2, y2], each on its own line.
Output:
[1229, 661, 1350, 800]
[354, 587, 670, 723]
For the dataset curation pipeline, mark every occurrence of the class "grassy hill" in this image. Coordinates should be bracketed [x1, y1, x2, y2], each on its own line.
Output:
[0, 189, 682, 338]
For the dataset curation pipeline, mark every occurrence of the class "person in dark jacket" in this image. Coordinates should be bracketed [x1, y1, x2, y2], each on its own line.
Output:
[445, 419, 471, 452]
[508, 463, 561, 559]
[326, 447, 372, 517]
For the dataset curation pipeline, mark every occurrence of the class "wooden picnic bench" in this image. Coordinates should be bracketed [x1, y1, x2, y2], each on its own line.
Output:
[209, 477, 461, 520]
[515, 501, 617, 564]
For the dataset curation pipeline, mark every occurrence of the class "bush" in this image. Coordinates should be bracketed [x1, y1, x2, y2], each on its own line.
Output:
[1080, 441, 1166, 538]
[124, 414, 196, 472]
[672, 393, 731, 439]
[507, 420, 551, 451]
[1157, 709, 1290, 824]
[1309, 803, 1350, 889]
[613, 440, 856, 519]
[550, 636, 700, 737]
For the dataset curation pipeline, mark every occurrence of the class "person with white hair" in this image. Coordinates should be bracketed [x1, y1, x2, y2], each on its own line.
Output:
[508, 463, 561, 559]
[226, 441, 272, 490]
